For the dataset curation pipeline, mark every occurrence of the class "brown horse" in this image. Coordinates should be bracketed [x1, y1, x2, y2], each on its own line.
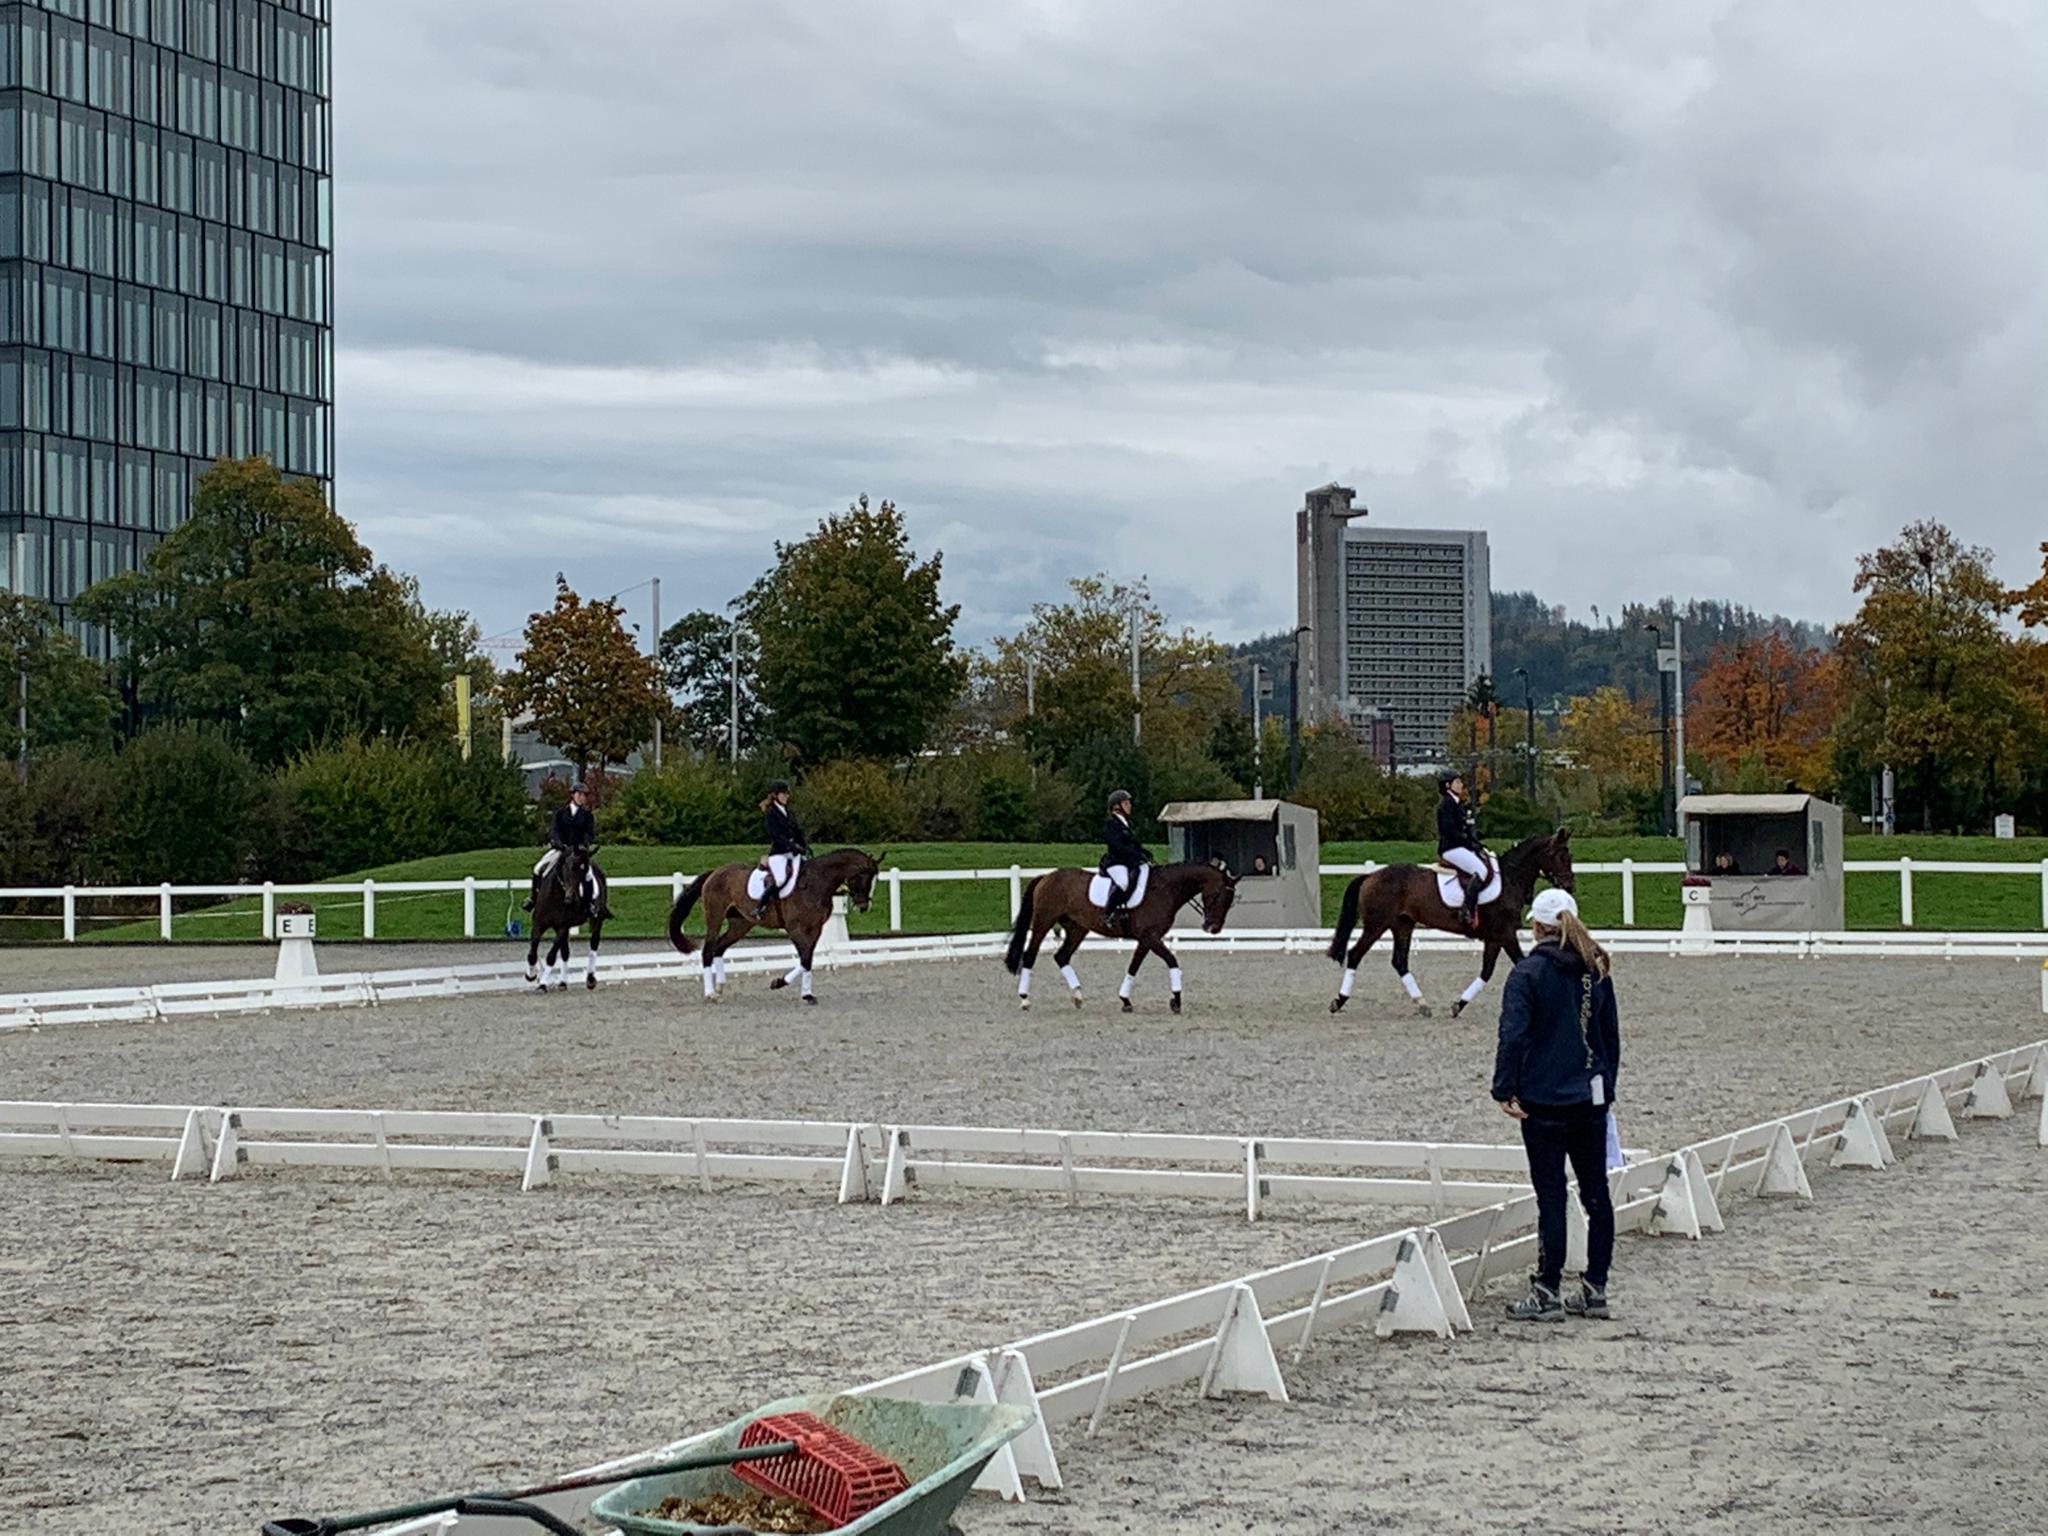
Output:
[1325, 829, 1576, 1018]
[666, 847, 882, 1006]
[1003, 860, 1239, 1014]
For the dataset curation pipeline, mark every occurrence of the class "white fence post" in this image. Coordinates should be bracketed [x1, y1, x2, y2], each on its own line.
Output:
[463, 877, 477, 939]
[888, 868, 903, 932]
[62, 885, 77, 943]
[1009, 865, 1023, 920]
[159, 882, 173, 941]
[363, 879, 376, 940]
[1621, 860, 1636, 927]
[1899, 858, 1913, 928]
[261, 882, 276, 940]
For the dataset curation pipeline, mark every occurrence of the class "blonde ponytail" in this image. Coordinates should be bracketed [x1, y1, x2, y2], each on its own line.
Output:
[1535, 909, 1610, 979]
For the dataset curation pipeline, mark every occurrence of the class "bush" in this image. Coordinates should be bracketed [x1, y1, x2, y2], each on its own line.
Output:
[1028, 767, 1086, 841]
[0, 747, 122, 887]
[1290, 725, 1430, 841]
[794, 758, 911, 843]
[113, 724, 273, 884]
[611, 758, 750, 845]
[1474, 785, 1553, 843]
[276, 739, 530, 877]
[1063, 736, 1153, 834]
[1151, 749, 1240, 816]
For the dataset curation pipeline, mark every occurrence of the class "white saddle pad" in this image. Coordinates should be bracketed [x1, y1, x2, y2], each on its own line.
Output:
[1435, 863, 1503, 908]
[1088, 865, 1151, 911]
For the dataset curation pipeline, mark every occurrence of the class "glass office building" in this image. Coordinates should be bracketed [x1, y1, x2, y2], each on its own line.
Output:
[0, 0, 331, 648]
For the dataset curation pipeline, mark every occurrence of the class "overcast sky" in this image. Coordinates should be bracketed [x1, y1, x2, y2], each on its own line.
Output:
[334, 1, 2048, 655]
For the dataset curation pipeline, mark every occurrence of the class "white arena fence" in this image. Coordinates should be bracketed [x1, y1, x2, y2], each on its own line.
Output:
[353, 1037, 2048, 1535]
[2, 1101, 1624, 1221]
[7, 927, 2048, 1034]
[5, 856, 2048, 941]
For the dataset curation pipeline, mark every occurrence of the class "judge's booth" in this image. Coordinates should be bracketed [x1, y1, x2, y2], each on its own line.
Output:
[1680, 793, 1845, 932]
[1157, 799, 1321, 930]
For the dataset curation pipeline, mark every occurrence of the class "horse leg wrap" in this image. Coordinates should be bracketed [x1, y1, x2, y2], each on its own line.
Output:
[1060, 965, 1081, 992]
[1017, 967, 1032, 998]
[585, 951, 597, 980]
[1340, 968, 1356, 999]
[782, 965, 804, 988]
[1401, 973, 1424, 1001]
[1168, 967, 1183, 994]
[1459, 976, 1487, 1005]
[800, 969, 813, 999]
[702, 967, 717, 998]
[713, 957, 727, 988]
[1118, 974, 1135, 1001]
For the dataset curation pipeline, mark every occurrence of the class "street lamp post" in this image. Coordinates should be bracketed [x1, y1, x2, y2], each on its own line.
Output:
[1646, 621, 1673, 836]
[729, 618, 743, 763]
[1514, 666, 1534, 796]
[608, 576, 664, 772]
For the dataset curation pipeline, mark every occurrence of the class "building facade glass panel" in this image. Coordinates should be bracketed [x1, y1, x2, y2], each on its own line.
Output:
[0, 0, 329, 648]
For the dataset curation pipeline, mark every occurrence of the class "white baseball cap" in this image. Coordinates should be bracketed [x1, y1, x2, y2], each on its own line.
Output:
[1530, 888, 1579, 927]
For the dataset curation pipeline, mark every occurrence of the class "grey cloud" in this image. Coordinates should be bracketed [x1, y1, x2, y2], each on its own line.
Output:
[333, 0, 2048, 648]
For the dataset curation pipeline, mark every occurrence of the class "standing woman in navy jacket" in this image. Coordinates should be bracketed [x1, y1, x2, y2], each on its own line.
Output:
[1493, 887, 1622, 1322]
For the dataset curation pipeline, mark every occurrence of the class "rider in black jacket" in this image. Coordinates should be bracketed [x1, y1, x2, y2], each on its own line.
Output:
[747, 780, 812, 921]
[524, 781, 596, 910]
[1099, 790, 1152, 929]
[1437, 773, 1487, 931]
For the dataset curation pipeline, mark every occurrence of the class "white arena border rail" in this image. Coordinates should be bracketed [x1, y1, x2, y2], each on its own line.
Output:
[8, 926, 2048, 1033]
[349, 1037, 2048, 1535]
[0, 1102, 1610, 1222]
[7, 855, 2048, 941]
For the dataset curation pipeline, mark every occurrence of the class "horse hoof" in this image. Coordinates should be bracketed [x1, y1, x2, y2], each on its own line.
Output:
[802, 994, 817, 1007]
[1415, 1003, 1433, 1018]
[524, 970, 537, 984]
[770, 977, 787, 990]
[586, 975, 598, 991]
[1120, 998, 1134, 1014]
[1450, 1000, 1466, 1019]
[534, 984, 549, 995]
[1019, 998, 1031, 1011]
[1170, 994, 1183, 1015]
[555, 981, 568, 993]
[1070, 993, 1084, 1010]
[1329, 996, 1348, 1014]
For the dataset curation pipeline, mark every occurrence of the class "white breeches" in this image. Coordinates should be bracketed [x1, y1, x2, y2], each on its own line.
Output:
[1442, 847, 1488, 880]
[748, 854, 800, 903]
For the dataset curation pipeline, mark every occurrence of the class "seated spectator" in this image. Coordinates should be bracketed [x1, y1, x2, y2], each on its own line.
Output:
[1251, 855, 1272, 877]
[1769, 849, 1804, 876]
[1711, 852, 1742, 876]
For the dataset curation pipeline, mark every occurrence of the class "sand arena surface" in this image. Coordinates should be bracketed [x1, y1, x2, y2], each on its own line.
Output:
[2, 947, 2045, 1535]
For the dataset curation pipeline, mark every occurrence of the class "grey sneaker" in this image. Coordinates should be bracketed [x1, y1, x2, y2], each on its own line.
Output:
[1506, 1279, 1566, 1322]
[1564, 1282, 1611, 1320]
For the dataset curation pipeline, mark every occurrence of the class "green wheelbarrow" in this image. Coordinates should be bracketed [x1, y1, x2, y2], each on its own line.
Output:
[592, 1393, 1035, 1536]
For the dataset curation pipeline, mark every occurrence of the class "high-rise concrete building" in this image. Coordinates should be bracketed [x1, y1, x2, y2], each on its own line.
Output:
[0, 0, 333, 648]
[1295, 483, 1490, 764]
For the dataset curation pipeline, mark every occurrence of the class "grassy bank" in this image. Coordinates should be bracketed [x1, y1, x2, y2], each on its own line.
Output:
[20, 834, 2045, 944]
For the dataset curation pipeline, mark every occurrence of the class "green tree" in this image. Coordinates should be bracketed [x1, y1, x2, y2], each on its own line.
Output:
[1834, 521, 2030, 831]
[743, 495, 965, 763]
[502, 578, 669, 776]
[0, 593, 118, 757]
[111, 724, 274, 884]
[659, 607, 763, 756]
[978, 576, 1236, 763]
[75, 458, 443, 763]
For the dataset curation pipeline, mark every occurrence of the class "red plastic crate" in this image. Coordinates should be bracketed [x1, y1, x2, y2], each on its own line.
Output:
[734, 1411, 910, 1528]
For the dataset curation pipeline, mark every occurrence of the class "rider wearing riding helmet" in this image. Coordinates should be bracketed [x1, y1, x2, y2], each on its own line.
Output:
[1438, 771, 1488, 931]
[747, 780, 812, 921]
[525, 779, 597, 910]
[1099, 789, 1152, 930]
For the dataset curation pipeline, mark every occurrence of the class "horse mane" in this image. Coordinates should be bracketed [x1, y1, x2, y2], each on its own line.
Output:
[1496, 831, 1558, 890]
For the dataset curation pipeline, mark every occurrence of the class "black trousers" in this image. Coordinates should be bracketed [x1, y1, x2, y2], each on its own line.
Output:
[1519, 1101, 1615, 1289]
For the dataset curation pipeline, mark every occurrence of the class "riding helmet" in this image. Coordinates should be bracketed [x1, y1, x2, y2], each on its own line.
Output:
[767, 778, 791, 794]
[1108, 788, 1133, 810]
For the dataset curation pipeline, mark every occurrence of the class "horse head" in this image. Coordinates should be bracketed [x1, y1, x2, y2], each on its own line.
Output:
[1538, 826, 1576, 893]
[843, 849, 882, 913]
[1197, 863, 1240, 934]
[562, 843, 596, 894]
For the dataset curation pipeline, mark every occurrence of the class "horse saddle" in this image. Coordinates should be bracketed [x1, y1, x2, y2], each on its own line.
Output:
[755, 856, 803, 900]
[1433, 855, 1501, 909]
[1088, 865, 1150, 911]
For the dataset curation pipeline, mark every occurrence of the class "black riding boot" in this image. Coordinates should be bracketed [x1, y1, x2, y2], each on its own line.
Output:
[1460, 877, 1481, 930]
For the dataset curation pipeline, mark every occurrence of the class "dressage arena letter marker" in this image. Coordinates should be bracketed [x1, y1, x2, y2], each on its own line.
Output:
[1831, 1098, 1895, 1171]
[1910, 1077, 1959, 1141]
[1964, 1061, 2014, 1120]
[1375, 1230, 1472, 1340]
[1755, 1122, 1813, 1199]
[1198, 1284, 1290, 1402]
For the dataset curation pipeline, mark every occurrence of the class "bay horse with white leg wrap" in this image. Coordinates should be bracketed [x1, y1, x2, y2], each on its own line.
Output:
[667, 847, 882, 1006]
[1004, 861, 1238, 1013]
[1325, 829, 1576, 1018]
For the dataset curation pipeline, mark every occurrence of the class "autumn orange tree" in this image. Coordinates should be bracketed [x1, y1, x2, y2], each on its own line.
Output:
[1687, 632, 1840, 790]
[503, 579, 669, 777]
[1834, 521, 2032, 831]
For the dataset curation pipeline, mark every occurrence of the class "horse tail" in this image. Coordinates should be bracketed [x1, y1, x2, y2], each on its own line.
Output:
[667, 873, 707, 955]
[1326, 874, 1366, 961]
[1004, 875, 1042, 975]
